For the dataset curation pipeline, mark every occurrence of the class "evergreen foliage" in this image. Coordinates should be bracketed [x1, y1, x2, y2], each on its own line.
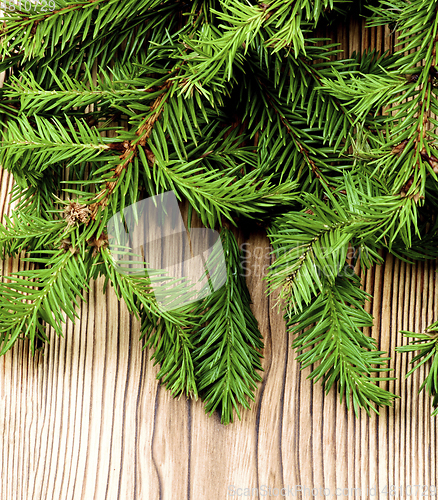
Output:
[1, 0, 438, 422]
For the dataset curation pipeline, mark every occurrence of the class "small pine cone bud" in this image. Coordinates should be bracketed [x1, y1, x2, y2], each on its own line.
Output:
[407, 73, 419, 83]
[413, 192, 424, 204]
[108, 142, 126, 152]
[144, 148, 156, 166]
[260, 3, 272, 18]
[430, 160, 438, 173]
[87, 232, 109, 257]
[59, 238, 72, 251]
[63, 202, 90, 227]
[401, 176, 415, 195]
[391, 140, 408, 155]
[59, 238, 78, 254]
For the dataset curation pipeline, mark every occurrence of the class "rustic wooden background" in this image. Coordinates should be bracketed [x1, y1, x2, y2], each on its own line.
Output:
[1, 16, 438, 500]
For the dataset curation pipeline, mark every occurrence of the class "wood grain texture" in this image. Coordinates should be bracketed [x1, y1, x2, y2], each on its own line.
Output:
[1, 18, 438, 500]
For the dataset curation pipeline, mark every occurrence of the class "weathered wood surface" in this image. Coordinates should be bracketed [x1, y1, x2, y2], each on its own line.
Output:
[1, 19, 438, 500]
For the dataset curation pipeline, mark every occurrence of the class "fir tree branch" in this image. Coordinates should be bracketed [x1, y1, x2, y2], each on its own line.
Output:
[194, 227, 263, 424]
[0, 66, 154, 115]
[0, 114, 116, 172]
[0, 248, 90, 355]
[100, 245, 202, 397]
[325, 1, 438, 198]
[397, 322, 438, 416]
[141, 312, 201, 399]
[0, 0, 168, 60]
[287, 274, 397, 416]
[88, 80, 173, 218]
[0, 211, 65, 258]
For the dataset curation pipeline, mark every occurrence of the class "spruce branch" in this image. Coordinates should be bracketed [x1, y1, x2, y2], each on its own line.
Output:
[266, 199, 352, 313]
[0, 211, 65, 258]
[101, 245, 203, 398]
[397, 323, 438, 416]
[322, 0, 438, 198]
[194, 227, 264, 424]
[0, 0, 168, 60]
[0, 66, 154, 115]
[287, 275, 397, 416]
[265, 186, 419, 314]
[0, 248, 90, 355]
[88, 79, 173, 218]
[0, 114, 115, 172]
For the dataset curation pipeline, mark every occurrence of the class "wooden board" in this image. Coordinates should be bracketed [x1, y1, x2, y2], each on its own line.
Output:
[1, 17, 438, 500]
